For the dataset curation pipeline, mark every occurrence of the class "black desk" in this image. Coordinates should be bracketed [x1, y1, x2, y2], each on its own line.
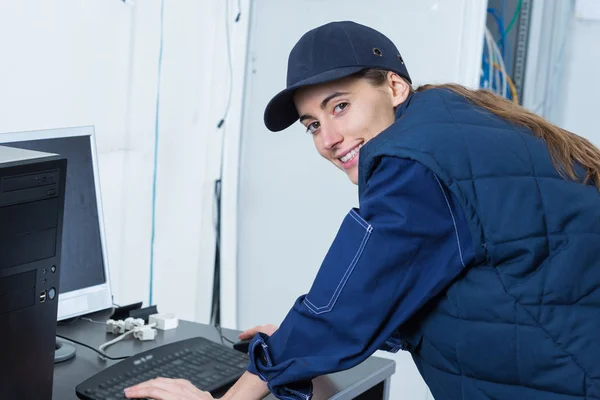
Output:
[54, 311, 395, 399]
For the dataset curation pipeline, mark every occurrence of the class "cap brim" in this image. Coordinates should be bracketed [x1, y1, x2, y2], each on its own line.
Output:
[264, 66, 365, 132]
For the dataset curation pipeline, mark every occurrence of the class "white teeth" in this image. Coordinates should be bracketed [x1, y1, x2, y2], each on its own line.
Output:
[340, 145, 361, 163]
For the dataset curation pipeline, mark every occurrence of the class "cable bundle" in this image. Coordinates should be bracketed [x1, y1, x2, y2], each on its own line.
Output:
[480, 1, 521, 103]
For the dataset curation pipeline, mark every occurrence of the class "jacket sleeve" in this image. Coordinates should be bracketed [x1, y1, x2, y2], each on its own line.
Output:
[246, 156, 475, 400]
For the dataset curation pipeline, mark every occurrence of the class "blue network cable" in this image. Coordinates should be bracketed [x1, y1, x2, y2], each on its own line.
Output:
[149, 0, 165, 306]
[485, 6, 512, 97]
[487, 8, 506, 59]
[480, 41, 490, 89]
[499, 0, 506, 59]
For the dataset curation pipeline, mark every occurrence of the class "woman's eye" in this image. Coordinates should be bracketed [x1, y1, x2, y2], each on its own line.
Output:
[334, 102, 348, 113]
[307, 121, 320, 134]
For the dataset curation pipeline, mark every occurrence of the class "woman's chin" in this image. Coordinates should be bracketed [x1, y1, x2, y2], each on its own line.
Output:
[346, 167, 359, 185]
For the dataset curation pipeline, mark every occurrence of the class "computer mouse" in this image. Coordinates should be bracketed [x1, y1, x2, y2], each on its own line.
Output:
[233, 338, 252, 354]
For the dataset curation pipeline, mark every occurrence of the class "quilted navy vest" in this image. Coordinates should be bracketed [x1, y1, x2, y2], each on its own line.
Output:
[358, 88, 600, 399]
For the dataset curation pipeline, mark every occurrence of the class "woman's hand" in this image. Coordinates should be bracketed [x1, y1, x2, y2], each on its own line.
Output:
[124, 326, 278, 399]
[124, 377, 215, 399]
[238, 324, 278, 340]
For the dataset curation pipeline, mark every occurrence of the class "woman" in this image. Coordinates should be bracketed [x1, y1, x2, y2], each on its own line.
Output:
[126, 21, 600, 400]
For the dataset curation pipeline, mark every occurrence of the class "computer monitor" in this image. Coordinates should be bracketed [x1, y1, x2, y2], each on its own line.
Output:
[0, 126, 113, 321]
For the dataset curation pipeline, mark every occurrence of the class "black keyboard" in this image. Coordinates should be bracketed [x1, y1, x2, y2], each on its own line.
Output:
[76, 337, 249, 400]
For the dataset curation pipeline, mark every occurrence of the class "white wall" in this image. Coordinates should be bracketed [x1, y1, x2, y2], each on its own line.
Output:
[230, 1, 487, 399]
[0, 0, 249, 323]
[557, 5, 600, 145]
[522, 0, 599, 147]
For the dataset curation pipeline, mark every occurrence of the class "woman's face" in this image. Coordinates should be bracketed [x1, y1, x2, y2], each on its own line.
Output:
[293, 72, 410, 184]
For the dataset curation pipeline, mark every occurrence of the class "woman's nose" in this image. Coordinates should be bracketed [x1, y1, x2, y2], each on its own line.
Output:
[321, 127, 343, 150]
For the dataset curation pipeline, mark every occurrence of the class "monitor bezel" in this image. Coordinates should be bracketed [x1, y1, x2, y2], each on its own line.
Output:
[0, 125, 114, 320]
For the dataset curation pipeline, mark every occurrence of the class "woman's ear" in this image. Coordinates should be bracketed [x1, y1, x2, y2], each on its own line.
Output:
[387, 72, 411, 108]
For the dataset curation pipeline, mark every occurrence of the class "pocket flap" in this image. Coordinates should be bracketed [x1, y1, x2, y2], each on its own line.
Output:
[303, 209, 372, 315]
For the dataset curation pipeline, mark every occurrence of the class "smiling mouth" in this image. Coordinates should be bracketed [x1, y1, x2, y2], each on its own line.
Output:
[338, 144, 362, 164]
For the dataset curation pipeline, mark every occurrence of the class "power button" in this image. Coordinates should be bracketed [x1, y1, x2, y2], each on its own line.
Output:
[48, 287, 56, 300]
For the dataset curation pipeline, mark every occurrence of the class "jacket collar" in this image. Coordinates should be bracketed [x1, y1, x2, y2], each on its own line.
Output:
[394, 91, 416, 121]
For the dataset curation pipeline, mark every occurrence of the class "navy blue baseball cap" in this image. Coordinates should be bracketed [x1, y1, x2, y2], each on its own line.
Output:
[264, 21, 412, 132]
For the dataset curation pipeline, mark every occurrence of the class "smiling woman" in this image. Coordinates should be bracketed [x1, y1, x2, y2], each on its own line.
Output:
[126, 20, 600, 400]
[293, 71, 408, 184]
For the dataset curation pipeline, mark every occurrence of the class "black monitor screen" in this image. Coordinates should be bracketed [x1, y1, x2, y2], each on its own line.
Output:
[2, 136, 106, 293]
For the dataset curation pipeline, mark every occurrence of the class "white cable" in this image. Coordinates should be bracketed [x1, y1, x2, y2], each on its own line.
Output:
[99, 330, 136, 355]
[98, 323, 157, 358]
[484, 28, 496, 93]
[483, 27, 494, 90]
[81, 317, 105, 325]
[484, 27, 509, 98]
[484, 28, 500, 95]
[492, 34, 508, 97]
[490, 37, 502, 95]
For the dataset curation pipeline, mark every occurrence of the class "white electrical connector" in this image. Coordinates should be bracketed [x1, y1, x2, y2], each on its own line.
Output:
[149, 313, 179, 330]
[133, 325, 157, 341]
[106, 319, 125, 334]
[124, 317, 145, 331]
[106, 317, 145, 334]
[106, 320, 114, 333]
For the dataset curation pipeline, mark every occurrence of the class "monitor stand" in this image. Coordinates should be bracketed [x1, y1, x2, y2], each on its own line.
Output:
[55, 337, 76, 363]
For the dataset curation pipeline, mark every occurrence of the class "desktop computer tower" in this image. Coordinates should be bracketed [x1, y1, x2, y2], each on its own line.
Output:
[0, 146, 67, 399]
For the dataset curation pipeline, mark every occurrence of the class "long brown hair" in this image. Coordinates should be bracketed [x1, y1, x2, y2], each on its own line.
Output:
[359, 69, 600, 190]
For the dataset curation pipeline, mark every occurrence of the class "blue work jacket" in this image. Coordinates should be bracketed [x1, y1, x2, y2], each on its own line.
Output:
[249, 88, 600, 400]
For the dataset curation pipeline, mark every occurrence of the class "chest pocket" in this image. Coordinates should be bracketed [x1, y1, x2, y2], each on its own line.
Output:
[303, 209, 372, 315]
